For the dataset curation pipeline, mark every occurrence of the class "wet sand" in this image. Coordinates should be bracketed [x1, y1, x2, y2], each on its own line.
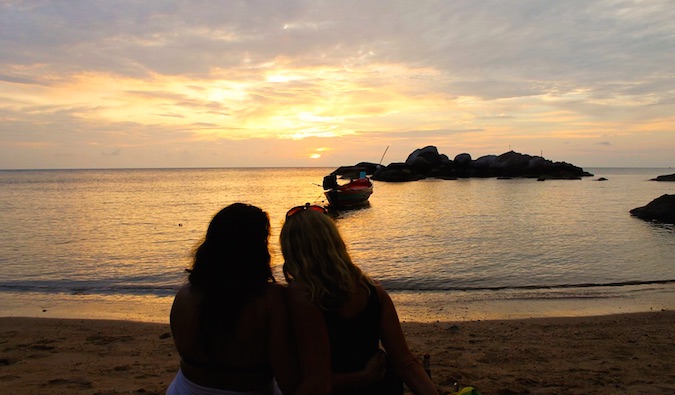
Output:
[0, 311, 673, 394]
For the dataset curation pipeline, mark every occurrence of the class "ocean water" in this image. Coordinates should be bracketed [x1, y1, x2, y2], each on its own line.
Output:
[0, 167, 673, 323]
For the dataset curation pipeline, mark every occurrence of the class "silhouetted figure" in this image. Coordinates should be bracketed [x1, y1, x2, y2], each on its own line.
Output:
[167, 203, 297, 395]
[281, 204, 440, 395]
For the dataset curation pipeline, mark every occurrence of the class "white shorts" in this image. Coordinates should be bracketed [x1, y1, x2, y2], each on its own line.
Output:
[166, 369, 283, 395]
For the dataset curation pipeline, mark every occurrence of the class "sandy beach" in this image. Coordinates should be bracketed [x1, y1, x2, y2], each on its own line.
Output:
[1, 311, 673, 394]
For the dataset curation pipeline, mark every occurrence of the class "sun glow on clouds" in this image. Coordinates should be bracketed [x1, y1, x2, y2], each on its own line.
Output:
[41, 63, 445, 144]
[266, 73, 304, 83]
[310, 147, 329, 159]
[4, 58, 672, 168]
[2, 44, 455, 146]
[0, 68, 626, 147]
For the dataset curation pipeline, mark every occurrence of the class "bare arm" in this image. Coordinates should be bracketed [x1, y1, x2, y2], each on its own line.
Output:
[169, 284, 202, 361]
[376, 284, 439, 395]
[287, 282, 332, 395]
[331, 348, 387, 391]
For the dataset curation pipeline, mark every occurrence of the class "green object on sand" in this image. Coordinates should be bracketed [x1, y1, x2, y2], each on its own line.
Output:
[449, 387, 480, 395]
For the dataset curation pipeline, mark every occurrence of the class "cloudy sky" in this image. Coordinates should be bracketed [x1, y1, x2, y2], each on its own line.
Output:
[1, 0, 674, 169]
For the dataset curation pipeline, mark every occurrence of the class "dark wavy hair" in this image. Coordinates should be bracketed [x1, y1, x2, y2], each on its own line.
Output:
[187, 203, 274, 327]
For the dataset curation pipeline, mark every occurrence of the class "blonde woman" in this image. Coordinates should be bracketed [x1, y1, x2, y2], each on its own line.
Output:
[280, 204, 440, 395]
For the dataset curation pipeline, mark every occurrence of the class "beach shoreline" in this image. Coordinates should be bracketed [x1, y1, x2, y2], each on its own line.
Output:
[2, 282, 674, 325]
[1, 311, 673, 395]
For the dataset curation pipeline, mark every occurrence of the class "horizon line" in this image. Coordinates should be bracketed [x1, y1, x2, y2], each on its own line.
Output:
[1, 165, 673, 172]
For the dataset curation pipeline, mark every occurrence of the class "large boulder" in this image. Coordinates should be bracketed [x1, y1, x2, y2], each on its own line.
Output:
[473, 155, 498, 168]
[495, 150, 532, 168]
[468, 154, 498, 177]
[406, 146, 444, 167]
[630, 194, 675, 224]
[454, 153, 472, 166]
[372, 162, 425, 182]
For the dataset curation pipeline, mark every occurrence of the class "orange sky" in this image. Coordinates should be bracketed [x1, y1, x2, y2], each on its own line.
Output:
[1, 1, 674, 169]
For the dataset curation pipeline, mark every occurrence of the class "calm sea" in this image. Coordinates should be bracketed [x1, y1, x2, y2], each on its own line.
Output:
[0, 167, 673, 323]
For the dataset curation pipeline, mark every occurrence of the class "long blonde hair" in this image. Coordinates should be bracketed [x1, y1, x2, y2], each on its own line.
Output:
[280, 209, 372, 310]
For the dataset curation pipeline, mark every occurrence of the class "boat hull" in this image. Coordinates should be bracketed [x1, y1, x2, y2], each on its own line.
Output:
[324, 178, 373, 208]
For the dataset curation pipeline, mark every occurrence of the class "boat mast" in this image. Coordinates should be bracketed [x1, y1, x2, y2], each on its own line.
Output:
[379, 146, 390, 165]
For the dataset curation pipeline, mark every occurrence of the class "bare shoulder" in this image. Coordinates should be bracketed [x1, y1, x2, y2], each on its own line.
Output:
[172, 283, 200, 309]
[370, 280, 390, 298]
[174, 283, 192, 298]
[170, 284, 202, 332]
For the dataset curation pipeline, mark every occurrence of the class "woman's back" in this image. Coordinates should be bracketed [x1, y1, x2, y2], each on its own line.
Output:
[323, 282, 380, 373]
[170, 282, 294, 392]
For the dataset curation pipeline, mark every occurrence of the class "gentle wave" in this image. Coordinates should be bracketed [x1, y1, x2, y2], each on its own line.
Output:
[3, 279, 673, 298]
[380, 278, 675, 292]
[0, 281, 179, 296]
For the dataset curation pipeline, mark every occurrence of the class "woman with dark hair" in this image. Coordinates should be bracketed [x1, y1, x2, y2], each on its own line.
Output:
[167, 203, 297, 395]
[280, 204, 439, 395]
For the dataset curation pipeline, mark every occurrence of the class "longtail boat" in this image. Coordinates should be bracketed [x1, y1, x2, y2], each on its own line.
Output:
[322, 173, 373, 208]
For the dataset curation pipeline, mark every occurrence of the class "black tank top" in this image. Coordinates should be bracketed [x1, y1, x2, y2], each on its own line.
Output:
[322, 282, 381, 373]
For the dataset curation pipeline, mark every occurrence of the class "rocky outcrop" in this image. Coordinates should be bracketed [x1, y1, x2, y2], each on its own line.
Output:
[650, 173, 675, 181]
[630, 194, 675, 224]
[369, 162, 425, 182]
[366, 146, 593, 182]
